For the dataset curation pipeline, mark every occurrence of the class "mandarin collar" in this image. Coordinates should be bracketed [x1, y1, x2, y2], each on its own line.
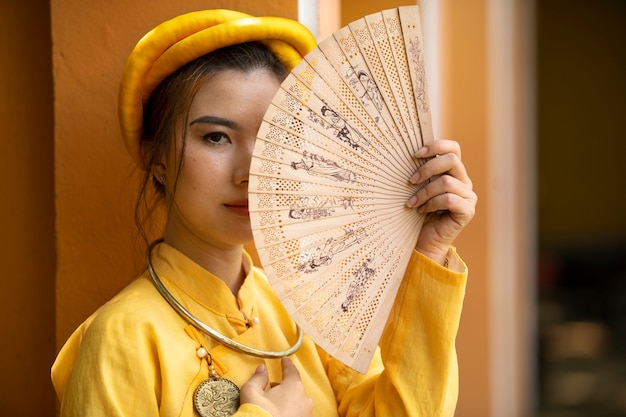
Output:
[150, 242, 256, 318]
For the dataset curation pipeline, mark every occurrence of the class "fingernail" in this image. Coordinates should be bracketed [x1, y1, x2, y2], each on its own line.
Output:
[406, 195, 418, 208]
[257, 364, 266, 373]
[416, 146, 428, 157]
[409, 172, 420, 184]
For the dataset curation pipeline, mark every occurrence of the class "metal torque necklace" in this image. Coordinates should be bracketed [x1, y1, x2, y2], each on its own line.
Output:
[146, 238, 303, 358]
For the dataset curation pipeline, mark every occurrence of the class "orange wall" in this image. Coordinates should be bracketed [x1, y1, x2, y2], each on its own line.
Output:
[341, 0, 417, 23]
[435, 1, 492, 415]
[0, 0, 56, 415]
[438, 2, 491, 415]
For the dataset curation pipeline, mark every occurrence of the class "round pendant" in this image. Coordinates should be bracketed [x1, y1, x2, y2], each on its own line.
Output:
[193, 377, 240, 417]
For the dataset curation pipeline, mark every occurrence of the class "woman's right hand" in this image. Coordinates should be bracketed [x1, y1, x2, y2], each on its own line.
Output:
[240, 357, 314, 417]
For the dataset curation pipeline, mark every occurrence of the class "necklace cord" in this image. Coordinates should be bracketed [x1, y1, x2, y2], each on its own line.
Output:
[146, 238, 303, 358]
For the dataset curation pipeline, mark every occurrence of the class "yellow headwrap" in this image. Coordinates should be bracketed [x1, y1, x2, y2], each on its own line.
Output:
[118, 9, 317, 168]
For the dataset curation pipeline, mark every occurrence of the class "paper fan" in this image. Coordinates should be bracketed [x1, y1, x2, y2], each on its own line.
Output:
[249, 5, 434, 373]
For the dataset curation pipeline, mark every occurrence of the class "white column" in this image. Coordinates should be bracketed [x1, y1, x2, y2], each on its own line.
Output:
[298, 0, 319, 38]
[487, 0, 536, 416]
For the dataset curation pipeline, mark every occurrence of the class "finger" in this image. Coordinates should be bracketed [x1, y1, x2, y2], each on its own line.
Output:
[415, 139, 462, 160]
[243, 364, 270, 393]
[417, 189, 477, 221]
[280, 357, 302, 383]
[410, 152, 470, 186]
[407, 175, 473, 208]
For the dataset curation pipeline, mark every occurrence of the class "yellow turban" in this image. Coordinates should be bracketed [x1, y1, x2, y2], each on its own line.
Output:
[118, 9, 317, 168]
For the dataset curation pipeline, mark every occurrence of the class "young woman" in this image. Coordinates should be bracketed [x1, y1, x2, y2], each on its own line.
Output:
[52, 9, 477, 417]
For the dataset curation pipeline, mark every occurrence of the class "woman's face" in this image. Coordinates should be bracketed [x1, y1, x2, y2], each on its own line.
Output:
[162, 68, 280, 251]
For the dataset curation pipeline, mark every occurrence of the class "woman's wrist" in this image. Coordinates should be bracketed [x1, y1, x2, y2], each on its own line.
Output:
[415, 245, 450, 267]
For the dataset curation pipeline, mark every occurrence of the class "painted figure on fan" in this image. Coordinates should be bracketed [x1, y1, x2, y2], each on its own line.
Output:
[291, 150, 357, 183]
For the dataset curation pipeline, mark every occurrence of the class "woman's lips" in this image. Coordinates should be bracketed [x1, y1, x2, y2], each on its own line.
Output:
[224, 200, 249, 217]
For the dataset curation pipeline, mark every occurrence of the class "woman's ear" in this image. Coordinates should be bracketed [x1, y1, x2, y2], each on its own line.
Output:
[152, 162, 167, 186]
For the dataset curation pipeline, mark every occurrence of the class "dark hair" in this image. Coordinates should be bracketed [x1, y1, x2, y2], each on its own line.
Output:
[134, 41, 288, 243]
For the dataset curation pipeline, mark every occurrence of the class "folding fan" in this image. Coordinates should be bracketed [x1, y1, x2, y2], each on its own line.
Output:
[249, 5, 434, 373]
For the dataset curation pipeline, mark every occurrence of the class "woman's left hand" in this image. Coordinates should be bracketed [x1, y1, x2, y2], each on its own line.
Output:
[406, 139, 477, 265]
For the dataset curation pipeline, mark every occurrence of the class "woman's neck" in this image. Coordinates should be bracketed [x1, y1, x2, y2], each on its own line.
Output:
[162, 234, 246, 295]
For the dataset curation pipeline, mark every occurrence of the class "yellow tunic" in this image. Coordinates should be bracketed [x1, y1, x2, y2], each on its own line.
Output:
[52, 243, 467, 416]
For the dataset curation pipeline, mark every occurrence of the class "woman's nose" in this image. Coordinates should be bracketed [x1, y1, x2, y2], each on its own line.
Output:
[234, 137, 255, 184]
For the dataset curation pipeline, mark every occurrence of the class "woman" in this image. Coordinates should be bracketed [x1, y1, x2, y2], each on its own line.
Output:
[52, 9, 477, 417]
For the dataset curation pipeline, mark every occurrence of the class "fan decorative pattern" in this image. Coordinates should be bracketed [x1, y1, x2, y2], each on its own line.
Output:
[249, 5, 434, 373]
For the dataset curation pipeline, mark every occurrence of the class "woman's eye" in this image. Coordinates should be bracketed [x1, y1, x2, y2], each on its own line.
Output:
[202, 132, 230, 144]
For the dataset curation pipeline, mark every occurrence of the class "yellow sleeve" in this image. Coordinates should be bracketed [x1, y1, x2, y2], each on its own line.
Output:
[331, 247, 468, 417]
[53, 311, 162, 416]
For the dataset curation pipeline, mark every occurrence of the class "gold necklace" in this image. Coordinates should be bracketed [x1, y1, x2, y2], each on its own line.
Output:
[146, 238, 304, 358]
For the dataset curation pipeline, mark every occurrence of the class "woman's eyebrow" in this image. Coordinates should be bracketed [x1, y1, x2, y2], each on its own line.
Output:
[189, 115, 238, 129]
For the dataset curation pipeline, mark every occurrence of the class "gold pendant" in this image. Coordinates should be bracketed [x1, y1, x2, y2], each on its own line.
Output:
[193, 377, 240, 417]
